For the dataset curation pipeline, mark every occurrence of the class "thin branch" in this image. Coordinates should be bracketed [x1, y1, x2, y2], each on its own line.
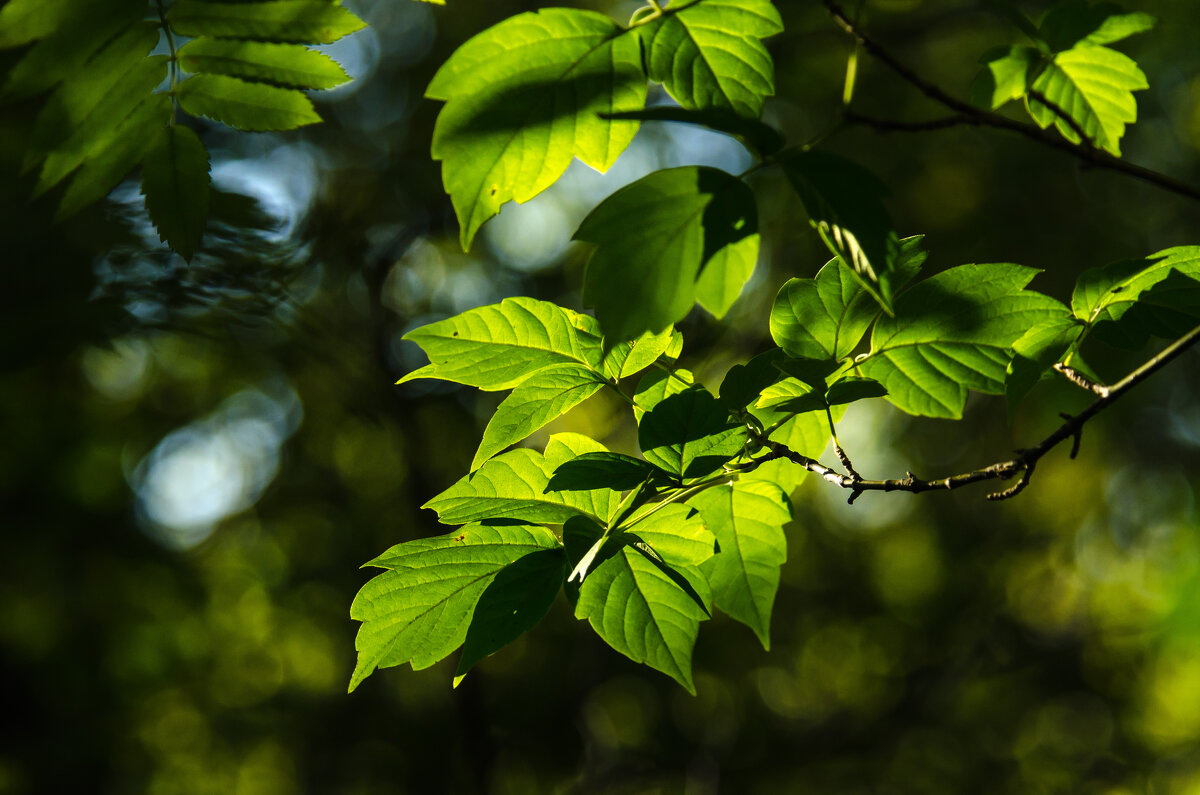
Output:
[822, 0, 1200, 204]
[1053, 362, 1111, 398]
[756, 323, 1200, 501]
[1026, 89, 1096, 150]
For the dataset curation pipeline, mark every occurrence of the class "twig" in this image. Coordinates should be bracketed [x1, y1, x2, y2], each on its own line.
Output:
[1026, 89, 1096, 150]
[822, 0, 1200, 204]
[1053, 362, 1111, 397]
[756, 323, 1200, 501]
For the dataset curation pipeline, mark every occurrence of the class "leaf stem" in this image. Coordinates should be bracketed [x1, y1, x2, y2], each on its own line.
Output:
[155, 0, 179, 125]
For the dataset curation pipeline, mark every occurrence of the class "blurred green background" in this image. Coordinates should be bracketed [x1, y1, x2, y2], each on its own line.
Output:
[2, 0, 1200, 792]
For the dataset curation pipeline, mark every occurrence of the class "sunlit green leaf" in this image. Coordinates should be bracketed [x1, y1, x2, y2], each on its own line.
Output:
[970, 46, 1040, 109]
[427, 8, 646, 249]
[425, 433, 619, 525]
[577, 166, 758, 342]
[569, 511, 712, 693]
[718, 349, 787, 411]
[473, 364, 606, 470]
[0, 0, 79, 49]
[633, 367, 695, 423]
[691, 481, 790, 649]
[601, 327, 679, 381]
[141, 125, 212, 262]
[178, 38, 350, 90]
[860, 263, 1067, 418]
[169, 0, 367, 44]
[1004, 316, 1083, 414]
[638, 0, 783, 119]
[1026, 43, 1147, 155]
[349, 522, 560, 691]
[398, 297, 603, 391]
[177, 74, 321, 131]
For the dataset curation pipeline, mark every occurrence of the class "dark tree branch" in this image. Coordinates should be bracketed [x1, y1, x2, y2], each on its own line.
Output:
[755, 324, 1200, 502]
[822, 0, 1200, 204]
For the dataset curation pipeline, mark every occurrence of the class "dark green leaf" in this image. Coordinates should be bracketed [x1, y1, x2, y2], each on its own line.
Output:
[602, 106, 785, 156]
[638, 387, 747, 478]
[633, 367, 695, 423]
[718, 349, 787, 411]
[141, 125, 212, 262]
[826, 376, 887, 406]
[1039, 1, 1155, 51]
[1004, 316, 1083, 414]
[781, 150, 899, 314]
[548, 452, 675, 493]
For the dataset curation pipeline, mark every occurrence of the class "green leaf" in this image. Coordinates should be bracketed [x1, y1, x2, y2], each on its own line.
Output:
[1089, 257, 1200, 349]
[0, 0, 78, 49]
[638, 0, 783, 119]
[781, 150, 899, 313]
[826, 376, 887, 406]
[141, 125, 212, 262]
[1026, 43, 1147, 155]
[1004, 316, 1083, 414]
[425, 433, 619, 525]
[349, 522, 560, 691]
[55, 94, 170, 220]
[427, 8, 646, 250]
[548, 452, 675, 493]
[744, 409, 831, 493]
[22, 20, 159, 172]
[860, 263, 1067, 418]
[398, 297, 603, 391]
[453, 547, 565, 686]
[177, 74, 321, 132]
[633, 367, 695, 422]
[638, 387, 747, 479]
[577, 166, 758, 342]
[970, 46, 1040, 109]
[472, 364, 606, 470]
[1, 4, 145, 101]
[570, 512, 712, 692]
[601, 326, 679, 381]
[1074, 248, 1200, 332]
[602, 105, 785, 157]
[718, 349, 787, 411]
[691, 481, 790, 649]
[771, 263, 876, 362]
[178, 38, 350, 90]
[169, 0, 367, 44]
[1039, 1, 1155, 51]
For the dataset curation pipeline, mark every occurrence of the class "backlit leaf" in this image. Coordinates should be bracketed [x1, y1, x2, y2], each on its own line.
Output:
[169, 0, 367, 44]
[638, 0, 783, 119]
[638, 387, 747, 478]
[427, 8, 646, 249]
[349, 523, 560, 691]
[177, 74, 321, 131]
[577, 166, 758, 342]
[179, 38, 350, 90]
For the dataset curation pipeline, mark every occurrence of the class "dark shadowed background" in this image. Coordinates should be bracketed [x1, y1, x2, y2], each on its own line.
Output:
[2, 0, 1200, 792]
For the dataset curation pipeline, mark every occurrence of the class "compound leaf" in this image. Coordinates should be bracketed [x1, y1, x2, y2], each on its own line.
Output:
[428, 8, 646, 249]
[349, 522, 560, 691]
